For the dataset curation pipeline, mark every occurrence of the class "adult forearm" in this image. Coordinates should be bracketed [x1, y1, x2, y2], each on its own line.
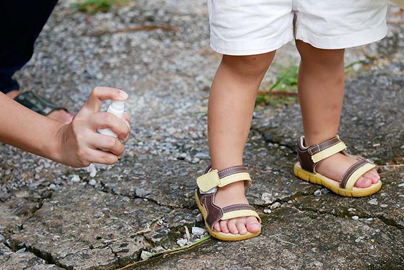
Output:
[0, 87, 130, 168]
[0, 92, 62, 161]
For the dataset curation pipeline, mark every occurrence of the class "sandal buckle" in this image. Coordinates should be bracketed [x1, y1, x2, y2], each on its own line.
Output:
[308, 144, 321, 155]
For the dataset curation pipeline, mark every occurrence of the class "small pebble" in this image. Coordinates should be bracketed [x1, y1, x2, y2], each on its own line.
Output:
[177, 238, 188, 247]
[352, 216, 359, 220]
[380, 204, 388, 208]
[194, 152, 209, 160]
[263, 209, 272, 214]
[140, 250, 153, 260]
[314, 189, 322, 197]
[192, 227, 205, 236]
[122, 196, 130, 202]
[49, 184, 57, 190]
[0, 234, 4, 241]
[368, 198, 378, 205]
[320, 188, 330, 195]
[87, 164, 97, 177]
[270, 202, 281, 210]
[355, 237, 363, 243]
[89, 179, 97, 186]
[69, 174, 80, 182]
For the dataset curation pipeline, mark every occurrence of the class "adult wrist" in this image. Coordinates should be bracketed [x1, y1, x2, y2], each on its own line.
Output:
[41, 120, 66, 164]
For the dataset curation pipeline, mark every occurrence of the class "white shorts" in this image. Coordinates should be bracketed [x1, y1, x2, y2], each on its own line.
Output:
[208, 0, 388, 55]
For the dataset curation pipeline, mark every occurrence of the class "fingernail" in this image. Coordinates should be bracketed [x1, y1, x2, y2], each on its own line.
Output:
[68, 113, 74, 119]
[119, 91, 128, 99]
[124, 120, 130, 129]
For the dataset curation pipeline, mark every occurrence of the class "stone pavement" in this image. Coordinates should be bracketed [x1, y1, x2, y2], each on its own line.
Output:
[0, 1, 403, 269]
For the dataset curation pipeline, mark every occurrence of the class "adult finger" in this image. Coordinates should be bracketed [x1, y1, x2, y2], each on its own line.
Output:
[122, 112, 131, 140]
[89, 133, 125, 156]
[91, 112, 130, 140]
[122, 112, 130, 127]
[87, 148, 119, 165]
[83, 87, 128, 113]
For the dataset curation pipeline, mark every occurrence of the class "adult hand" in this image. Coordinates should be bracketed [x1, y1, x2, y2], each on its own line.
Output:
[54, 87, 130, 167]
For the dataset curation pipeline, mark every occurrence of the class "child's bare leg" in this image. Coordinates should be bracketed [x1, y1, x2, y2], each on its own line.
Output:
[208, 52, 275, 234]
[296, 40, 379, 187]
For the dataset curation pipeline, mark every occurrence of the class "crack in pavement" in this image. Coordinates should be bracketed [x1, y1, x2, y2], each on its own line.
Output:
[3, 235, 70, 270]
[291, 202, 404, 231]
[92, 181, 188, 210]
[250, 127, 297, 154]
[0, 191, 73, 269]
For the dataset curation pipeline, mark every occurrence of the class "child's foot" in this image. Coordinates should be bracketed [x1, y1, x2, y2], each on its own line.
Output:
[212, 181, 261, 235]
[315, 153, 380, 188]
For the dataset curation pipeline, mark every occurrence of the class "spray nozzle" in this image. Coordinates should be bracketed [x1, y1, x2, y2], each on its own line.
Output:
[111, 100, 125, 109]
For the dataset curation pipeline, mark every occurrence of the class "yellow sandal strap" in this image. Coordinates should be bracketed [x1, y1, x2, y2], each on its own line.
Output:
[311, 140, 347, 163]
[197, 165, 251, 192]
[341, 160, 376, 190]
[222, 210, 261, 223]
[298, 135, 347, 173]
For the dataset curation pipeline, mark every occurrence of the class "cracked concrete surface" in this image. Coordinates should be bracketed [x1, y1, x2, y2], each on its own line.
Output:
[1, 1, 404, 269]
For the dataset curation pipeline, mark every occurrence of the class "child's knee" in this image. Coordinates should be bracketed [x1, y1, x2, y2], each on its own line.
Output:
[222, 52, 275, 78]
[297, 41, 344, 66]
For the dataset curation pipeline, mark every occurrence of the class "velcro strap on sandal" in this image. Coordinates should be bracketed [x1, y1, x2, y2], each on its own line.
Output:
[197, 165, 251, 192]
[310, 138, 347, 163]
[340, 159, 376, 190]
[221, 204, 261, 223]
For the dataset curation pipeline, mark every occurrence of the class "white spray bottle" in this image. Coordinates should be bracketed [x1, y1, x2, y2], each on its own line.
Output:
[87, 100, 125, 177]
[98, 100, 125, 137]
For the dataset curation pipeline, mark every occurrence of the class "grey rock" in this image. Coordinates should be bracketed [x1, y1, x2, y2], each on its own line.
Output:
[314, 189, 322, 197]
[270, 202, 281, 210]
[263, 209, 272, 214]
[176, 238, 188, 247]
[191, 227, 205, 236]
[140, 251, 153, 261]
[88, 179, 97, 186]
[0, 193, 10, 202]
[195, 152, 209, 160]
[321, 188, 330, 195]
[69, 174, 80, 182]
[368, 198, 378, 205]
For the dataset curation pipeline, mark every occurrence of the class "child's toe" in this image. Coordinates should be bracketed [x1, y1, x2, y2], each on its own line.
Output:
[354, 176, 372, 188]
[236, 219, 248, 235]
[214, 222, 221, 232]
[228, 219, 238, 234]
[369, 169, 380, 183]
[220, 220, 229, 233]
[246, 217, 261, 233]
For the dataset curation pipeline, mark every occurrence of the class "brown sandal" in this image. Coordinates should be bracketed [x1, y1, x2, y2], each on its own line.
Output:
[195, 165, 261, 241]
[294, 135, 382, 197]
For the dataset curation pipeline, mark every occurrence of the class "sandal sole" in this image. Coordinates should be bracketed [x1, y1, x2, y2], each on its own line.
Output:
[294, 162, 382, 197]
[195, 190, 261, 241]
